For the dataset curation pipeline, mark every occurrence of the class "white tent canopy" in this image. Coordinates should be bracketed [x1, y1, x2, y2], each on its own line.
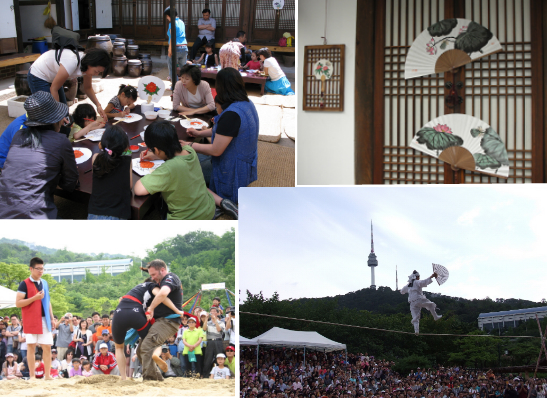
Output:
[0, 285, 17, 310]
[239, 335, 258, 346]
[251, 327, 346, 352]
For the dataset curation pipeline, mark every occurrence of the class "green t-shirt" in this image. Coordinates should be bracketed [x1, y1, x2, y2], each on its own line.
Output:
[182, 328, 203, 355]
[69, 123, 82, 142]
[226, 356, 236, 376]
[140, 146, 215, 220]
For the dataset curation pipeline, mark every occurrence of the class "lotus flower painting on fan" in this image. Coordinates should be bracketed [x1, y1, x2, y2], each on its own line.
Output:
[410, 114, 510, 178]
[405, 19, 503, 79]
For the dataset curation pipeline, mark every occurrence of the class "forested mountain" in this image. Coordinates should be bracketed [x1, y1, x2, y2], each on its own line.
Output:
[0, 240, 125, 265]
[315, 286, 544, 324]
[0, 229, 235, 319]
[241, 287, 546, 371]
[0, 238, 58, 255]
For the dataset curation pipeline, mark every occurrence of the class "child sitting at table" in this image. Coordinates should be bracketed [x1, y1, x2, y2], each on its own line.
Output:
[191, 43, 219, 68]
[88, 125, 132, 220]
[242, 51, 262, 71]
[69, 103, 106, 142]
[134, 120, 228, 220]
[104, 84, 138, 119]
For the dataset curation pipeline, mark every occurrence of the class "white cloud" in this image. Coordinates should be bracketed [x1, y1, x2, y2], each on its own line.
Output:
[457, 207, 481, 226]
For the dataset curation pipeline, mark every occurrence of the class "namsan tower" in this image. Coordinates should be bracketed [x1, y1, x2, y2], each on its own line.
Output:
[367, 221, 378, 289]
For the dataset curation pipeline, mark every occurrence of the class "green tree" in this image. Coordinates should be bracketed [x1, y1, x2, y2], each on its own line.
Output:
[447, 330, 498, 368]
[0, 262, 69, 318]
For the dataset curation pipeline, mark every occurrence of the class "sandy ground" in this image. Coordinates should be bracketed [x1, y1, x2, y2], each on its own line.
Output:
[0, 374, 235, 397]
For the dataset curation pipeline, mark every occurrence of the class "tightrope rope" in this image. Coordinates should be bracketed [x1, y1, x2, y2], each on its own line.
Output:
[240, 311, 541, 339]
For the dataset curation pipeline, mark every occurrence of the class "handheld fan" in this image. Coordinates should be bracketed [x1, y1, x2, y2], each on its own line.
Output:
[405, 19, 503, 79]
[432, 263, 449, 286]
[313, 59, 333, 108]
[84, 128, 105, 142]
[113, 113, 143, 124]
[409, 114, 509, 179]
[138, 76, 165, 104]
[132, 158, 165, 176]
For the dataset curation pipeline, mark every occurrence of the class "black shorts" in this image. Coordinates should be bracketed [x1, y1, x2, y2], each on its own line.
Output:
[111, 299, 151, 345]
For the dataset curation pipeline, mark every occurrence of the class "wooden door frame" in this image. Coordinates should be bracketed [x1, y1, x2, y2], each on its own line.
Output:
[76, 0, 97, 36]
[355, 0, 546, 184]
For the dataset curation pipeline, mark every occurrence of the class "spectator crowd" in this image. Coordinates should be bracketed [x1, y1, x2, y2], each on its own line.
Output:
[0, 296, 236, 380]
[240, 347, 547, 398]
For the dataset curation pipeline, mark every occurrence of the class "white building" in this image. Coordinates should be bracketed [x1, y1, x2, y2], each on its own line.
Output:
[45, 259, 133, 283]
[478, 306, 547, 331]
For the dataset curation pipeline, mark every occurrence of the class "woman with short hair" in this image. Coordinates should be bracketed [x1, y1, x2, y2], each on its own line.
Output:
[172, 65, 215, 116]
[27, 47, 111, 120]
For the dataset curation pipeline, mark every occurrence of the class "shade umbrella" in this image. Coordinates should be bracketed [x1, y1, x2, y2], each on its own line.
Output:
[0, 285, 17, 310]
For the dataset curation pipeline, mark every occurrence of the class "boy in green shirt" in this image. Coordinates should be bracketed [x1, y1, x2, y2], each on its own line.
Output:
[182, 317, 203, 376]
[134, 121, 236, 219]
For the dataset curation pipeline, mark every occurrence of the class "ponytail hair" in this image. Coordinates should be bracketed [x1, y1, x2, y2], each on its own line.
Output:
[118, 84, 138, 101]
[92, 125, 129, 177]
[21, 124, 55, 149]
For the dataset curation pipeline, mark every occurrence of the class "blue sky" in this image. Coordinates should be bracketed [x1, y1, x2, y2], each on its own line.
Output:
[238, 186, 547, 304]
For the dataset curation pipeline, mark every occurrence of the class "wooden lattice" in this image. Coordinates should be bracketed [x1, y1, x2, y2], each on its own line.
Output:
[303, 45, 345, 112]
[122, 0, 133, 25]
[462, 0, 533, 184]
[376, 0, 534, 184]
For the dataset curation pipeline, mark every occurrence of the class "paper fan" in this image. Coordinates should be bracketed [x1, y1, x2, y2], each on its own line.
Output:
[73, 147, 92, 164]
[138, 76, 165, 103]
[405, 19, 503, 79]
[313, 59, 333, 108]
[432, 263, 449, 286]
[409, 114, 509, 178]
[180, 118, 209, 130]
[85, 128, 105, 142]
[113, 113, 143, 123]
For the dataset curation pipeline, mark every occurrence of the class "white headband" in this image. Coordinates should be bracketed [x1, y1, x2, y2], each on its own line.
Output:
[407, 270, 420, 283]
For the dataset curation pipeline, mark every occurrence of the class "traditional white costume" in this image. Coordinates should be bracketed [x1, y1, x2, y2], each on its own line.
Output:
[400, 270, 442, 334]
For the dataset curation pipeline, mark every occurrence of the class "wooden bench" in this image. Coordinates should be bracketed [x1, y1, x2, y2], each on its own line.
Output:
[0, 53, 40, 68]
[246, 45, 295, 53]
[134, 40, 295, 52]
[135, 40, 223, 48]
